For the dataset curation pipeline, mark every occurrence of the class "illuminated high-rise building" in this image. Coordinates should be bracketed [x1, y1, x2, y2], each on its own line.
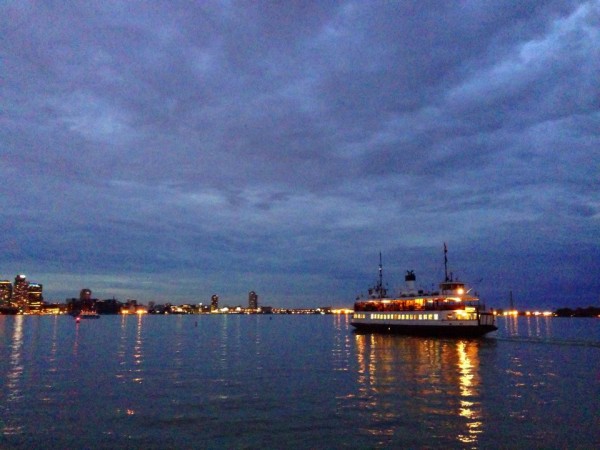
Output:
[248, 291, 258, 310]
[12, 275, 29, 309]
[0, 280, 12, 305]
[27, 283, 44, 311]
[211, 294, 219, 312]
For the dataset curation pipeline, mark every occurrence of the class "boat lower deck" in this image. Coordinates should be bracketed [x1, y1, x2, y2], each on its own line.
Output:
[351, 310, 497, 337]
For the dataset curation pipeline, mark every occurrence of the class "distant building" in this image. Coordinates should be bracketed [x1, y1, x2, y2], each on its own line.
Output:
[12, 275, 29, 309]
[80, 289, 97, 311]
[67, 288, 98, 313]
[0, 280, 12, 306]
[248, 291, 258, 310]
[27, 283, 44, 311]
[211, 294, 219, 312]
[96, 298, 122, 314]
[199, 304, 211, 313]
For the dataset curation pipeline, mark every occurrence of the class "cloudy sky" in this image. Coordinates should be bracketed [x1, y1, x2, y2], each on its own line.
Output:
[2, 1, 599, 309]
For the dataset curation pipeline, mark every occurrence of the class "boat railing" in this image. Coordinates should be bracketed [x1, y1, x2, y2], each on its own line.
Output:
[354, 301, 472, 313]
[478, 312, 495, 326]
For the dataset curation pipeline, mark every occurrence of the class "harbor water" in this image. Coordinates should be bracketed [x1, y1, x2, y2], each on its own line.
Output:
[1, 314, 598, 449]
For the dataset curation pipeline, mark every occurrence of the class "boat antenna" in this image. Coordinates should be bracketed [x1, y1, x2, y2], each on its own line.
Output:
[444, 243, 449, 282]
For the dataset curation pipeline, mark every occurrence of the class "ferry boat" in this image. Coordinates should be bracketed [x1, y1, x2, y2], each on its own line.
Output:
[351, 246, 497, 337]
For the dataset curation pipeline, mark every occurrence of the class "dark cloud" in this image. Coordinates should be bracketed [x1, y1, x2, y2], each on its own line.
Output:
[1, 1, 598, 308]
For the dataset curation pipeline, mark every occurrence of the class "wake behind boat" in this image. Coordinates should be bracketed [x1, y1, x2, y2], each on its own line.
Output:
[351, 245, 497, 337]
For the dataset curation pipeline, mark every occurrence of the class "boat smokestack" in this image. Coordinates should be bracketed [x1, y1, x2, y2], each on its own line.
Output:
[405, 270, 416, 294]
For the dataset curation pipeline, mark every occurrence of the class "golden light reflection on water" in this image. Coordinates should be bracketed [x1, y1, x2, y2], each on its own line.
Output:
[132, 313, 145, 383]
[219, 314, 230, 372]
[7, 316, 24, 400]
[503, 314, 519, 336]
[115, 313, 146, 384]
[4, 315, 24, 436]
[48, 315, 59, 373]
[72, 318, 80, 355]
[457, 340, 482, 445]
[332, 314, 352, 372]
[115, 314, 129, 381]
[502, 315, 553, 340]
[354, 334, 484, 447]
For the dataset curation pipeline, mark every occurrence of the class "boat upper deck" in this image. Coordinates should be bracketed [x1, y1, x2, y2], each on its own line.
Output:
[354, 295, 480, 312]
[355, 246, 485, 314]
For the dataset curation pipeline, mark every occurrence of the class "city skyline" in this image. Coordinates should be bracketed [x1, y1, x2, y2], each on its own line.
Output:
[0, 272, 263, 309]
[2, 2, 599, 309]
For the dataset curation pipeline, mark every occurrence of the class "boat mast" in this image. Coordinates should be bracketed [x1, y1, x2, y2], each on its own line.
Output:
[444, 243, 449, 282]
[378, 252, 383, 298]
